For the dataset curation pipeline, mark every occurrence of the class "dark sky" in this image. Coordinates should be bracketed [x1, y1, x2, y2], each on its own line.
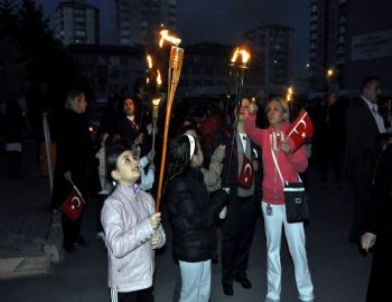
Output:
[35, 0, 309, 76]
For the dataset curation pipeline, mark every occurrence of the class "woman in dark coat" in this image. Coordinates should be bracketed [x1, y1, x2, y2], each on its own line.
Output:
[51, 90, 100, 252]
[166, 134, 229, 302]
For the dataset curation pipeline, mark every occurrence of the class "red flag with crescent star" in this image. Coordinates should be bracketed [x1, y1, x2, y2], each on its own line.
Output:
[60, 184, 86, 221]
[237, 156, 254, 189]
[286, 111, 314, 151]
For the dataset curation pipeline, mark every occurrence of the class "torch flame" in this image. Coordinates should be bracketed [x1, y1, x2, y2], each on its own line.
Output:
[286, 86, 294, 101]
[159, 29, 182, 48]
[230, 47, 251, 65]
[230, 47, 240, 63]
[156, 69, 162, 87]
[152, 97, 161, 107]
[239, 49, 250, 64]
[146, 54, 153, 69]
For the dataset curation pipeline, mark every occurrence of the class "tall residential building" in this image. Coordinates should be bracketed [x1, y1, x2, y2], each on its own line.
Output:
[346, 0, 392, 90]
[309, 0, 348, 91]
[54, 0, 99, 46]
[244, 25, 294, 96]
[116, 0, 177, 46]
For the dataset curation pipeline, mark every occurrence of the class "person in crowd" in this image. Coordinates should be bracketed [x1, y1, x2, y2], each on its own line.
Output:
[101, 139, 165, 302]
[198, 102, 225, 164]
[166, 133, 229, 302]
[133, 78, 151, 129]
[177, 121, 226, 267]
[345, 76, 386, 244]
[51, 90, 100, 253]
[318, 91, 345, 189]
[117, 96, 142, 144]
[220, 97, 262, 296]
[244, 96, 314, 302]
[179, 121, 226, 193]
[360, 133, 392, 302]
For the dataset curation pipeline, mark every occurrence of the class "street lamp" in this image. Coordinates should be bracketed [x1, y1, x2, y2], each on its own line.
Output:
[326, 67, 335, 92]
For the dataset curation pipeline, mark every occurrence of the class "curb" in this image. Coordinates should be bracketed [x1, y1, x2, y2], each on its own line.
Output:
[43, 211, 64, 263]
[0, 213, 64, 280]
[0, 256, 50, 280]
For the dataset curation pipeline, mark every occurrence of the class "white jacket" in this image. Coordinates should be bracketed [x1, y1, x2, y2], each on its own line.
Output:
[101, 184, 166, 292]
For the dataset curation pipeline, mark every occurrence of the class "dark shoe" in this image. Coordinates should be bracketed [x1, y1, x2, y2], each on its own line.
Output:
[64, 242, 75, 253]
[211, 252, 218, 264]
[75, 235, 89, 247]
[235, 276, 252, 289]
[222, 283, 234, 296]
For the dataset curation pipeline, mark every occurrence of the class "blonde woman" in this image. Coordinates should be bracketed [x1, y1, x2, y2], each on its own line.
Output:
[244, 97, 314, 302]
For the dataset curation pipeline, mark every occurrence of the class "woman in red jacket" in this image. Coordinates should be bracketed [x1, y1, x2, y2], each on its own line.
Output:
[244, 96, 314, 302]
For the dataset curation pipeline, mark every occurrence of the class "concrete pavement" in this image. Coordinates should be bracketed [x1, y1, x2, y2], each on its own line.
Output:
[0, 140, 372, 301]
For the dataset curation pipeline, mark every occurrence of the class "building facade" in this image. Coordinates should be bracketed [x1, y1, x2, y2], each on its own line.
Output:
[54, 0, 99, 46]
[309, 0, 349, 91]
[346, 0, 392, 90]
[66, 44, 144, 98]
[116, 0, 177, 46]
[309, 0, 392, 92]
[244, 25, 295, 97]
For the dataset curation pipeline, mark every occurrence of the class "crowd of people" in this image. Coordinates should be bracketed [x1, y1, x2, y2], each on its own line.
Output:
[1, 75, 391, 302]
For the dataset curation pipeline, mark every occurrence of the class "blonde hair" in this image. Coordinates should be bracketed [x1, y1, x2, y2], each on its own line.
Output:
[65, 90, 84, 110]
[265, 96, 289, 121]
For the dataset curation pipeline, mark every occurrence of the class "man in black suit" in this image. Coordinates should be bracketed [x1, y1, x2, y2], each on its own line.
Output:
[220, 97, 262, 296]
[345, 76, 386, 244]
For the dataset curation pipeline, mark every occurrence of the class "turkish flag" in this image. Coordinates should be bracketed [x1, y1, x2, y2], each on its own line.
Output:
[60, 184, 85, 221]
[237, 156, 254, 189]
[286, 111, 314, 151]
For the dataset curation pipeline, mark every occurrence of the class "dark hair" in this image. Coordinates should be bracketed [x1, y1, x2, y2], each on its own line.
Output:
[361, 76, 381, 91]
[105, 138, 132, 180]
[65, 89, 85, 109]
[167, 134, 198, 182]
[177, 119, 200, 137]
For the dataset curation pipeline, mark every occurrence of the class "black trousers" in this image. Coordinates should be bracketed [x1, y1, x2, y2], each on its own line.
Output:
[117, 286, 154, 302]
[221, 195, 258, 285]
[366, 235, 392, 302]
[347, 171, 372, 243]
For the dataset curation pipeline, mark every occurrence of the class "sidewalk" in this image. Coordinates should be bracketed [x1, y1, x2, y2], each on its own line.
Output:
[0, 140, 61, 279]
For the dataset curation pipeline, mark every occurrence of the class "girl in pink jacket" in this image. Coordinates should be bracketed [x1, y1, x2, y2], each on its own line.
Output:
[101, 139, 166, 302]
[244, 97, 314, 302]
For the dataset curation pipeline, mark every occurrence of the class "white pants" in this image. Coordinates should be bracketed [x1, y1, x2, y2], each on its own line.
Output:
[179, 260, 211, 302]
[261, 201, 314, 302]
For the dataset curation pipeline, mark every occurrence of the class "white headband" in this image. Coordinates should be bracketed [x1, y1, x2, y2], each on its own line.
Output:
[184, 134, 196, 160]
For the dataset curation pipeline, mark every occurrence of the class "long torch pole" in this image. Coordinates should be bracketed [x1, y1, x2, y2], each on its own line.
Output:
[155, 46, 184, 211]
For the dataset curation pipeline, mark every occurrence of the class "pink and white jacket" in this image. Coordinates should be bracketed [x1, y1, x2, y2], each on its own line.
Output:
[101, 184, 166, 293]
[245, 113, 308, 205]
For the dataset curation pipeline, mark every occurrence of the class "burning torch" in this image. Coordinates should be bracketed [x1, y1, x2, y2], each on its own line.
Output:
[286, 85, 294, 122]
[224, 46, 251, 186]
[155, 29, 184, 211]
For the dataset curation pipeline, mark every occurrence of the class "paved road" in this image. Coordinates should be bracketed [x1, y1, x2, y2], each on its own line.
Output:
[0, 141, 371, 302]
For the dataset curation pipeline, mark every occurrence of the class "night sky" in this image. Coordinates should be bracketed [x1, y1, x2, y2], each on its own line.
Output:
[35, 0, 309, 76]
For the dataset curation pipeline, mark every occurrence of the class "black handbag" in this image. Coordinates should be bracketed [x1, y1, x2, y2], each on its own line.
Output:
[271, 146, 309, 223]
[283, 181, 309, 223]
